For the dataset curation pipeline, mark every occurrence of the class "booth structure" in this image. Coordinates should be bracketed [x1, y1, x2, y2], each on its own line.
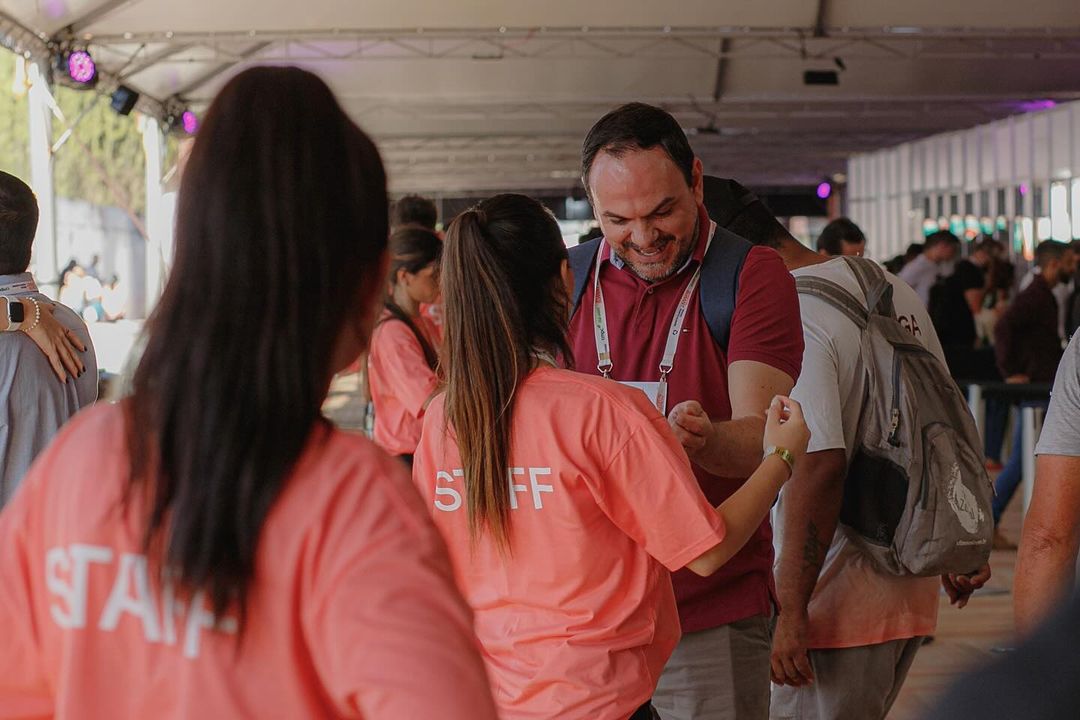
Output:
[850, 100, 1080, 262]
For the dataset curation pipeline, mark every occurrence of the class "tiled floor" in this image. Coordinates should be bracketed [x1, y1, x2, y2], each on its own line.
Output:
[889, 491, 1022, 719]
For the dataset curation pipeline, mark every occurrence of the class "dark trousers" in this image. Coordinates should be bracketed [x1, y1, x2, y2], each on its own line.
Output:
[629, 701, 660, 720]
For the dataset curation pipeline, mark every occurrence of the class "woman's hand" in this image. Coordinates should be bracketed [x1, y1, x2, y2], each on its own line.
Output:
[21, 300, 87, 382]
[763, 395, 810, 463]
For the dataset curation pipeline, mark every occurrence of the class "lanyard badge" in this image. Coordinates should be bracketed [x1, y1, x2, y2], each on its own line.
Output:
[592, 222, 716, 414]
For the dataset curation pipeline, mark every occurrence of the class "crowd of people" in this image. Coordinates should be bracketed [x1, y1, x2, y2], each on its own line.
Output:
[0, 64, 1075, 719]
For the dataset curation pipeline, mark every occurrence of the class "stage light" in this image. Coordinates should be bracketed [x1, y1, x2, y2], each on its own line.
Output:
[66, 50, 97, 85]
[816, 182, 832, 200]
[110, 85, 140, 116]
[181, 110, 198, 134]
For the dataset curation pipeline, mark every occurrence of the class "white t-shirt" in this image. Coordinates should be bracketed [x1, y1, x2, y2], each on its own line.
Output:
[777, 258, 946, 648]
[897, 253, 948, 307]
[1035, 332, 1080, 457]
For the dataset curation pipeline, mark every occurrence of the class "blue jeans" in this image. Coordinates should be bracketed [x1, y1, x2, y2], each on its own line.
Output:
[984, 398, 1009, 463]
[992, 401, 1048, 523]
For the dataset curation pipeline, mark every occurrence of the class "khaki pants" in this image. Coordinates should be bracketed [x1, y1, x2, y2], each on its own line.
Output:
[769, 637, 924, 720]
[653, 614, 774, 720]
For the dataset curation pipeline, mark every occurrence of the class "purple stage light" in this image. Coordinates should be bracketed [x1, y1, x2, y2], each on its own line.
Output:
[1018, 99, 1057, 113]
[181, 111, 198, 134]
[816, 182, 832, 200]
[67, 51, 96, 84]
[1020, 183, 1029, 196]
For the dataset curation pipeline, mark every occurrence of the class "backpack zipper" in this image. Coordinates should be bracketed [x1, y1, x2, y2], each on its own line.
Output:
[888, 349, 902, 446]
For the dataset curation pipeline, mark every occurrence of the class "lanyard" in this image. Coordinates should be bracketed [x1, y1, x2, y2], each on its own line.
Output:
[0, 279, 37, 294]
[592, 221, 717, 384]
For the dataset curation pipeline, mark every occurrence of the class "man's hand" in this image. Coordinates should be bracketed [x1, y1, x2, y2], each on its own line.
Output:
[22, 300, 87, 383]
[770, 611, 815, 687]
[667, 400, 715, 456]
[941, 564, 992, 609]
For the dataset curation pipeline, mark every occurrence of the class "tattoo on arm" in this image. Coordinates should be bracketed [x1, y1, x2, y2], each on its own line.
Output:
[802, 521, 824, 573]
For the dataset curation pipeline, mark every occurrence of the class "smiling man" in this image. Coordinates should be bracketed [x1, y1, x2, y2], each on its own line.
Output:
[567, 103, 803, 720]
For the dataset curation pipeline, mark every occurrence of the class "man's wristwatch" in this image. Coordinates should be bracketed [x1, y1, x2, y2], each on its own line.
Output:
[763, 445, 796, 476]
[2, 296, 24, 332]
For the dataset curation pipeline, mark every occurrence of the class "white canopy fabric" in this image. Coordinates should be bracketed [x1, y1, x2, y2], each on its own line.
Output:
[3, 0, 1080, 193]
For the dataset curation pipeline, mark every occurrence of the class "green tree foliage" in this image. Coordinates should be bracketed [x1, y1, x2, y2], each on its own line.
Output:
[1, 51, 181, 218]
[0, 53, 31, 182]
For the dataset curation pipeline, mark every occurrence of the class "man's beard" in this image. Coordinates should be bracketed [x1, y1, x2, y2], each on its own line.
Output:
[614, 218, 699, 283]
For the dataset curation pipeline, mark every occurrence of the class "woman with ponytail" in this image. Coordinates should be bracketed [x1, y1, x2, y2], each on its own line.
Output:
[368, 226, 443, 463]
[413, 193, 810, 720]
[0, 67, 497, 719]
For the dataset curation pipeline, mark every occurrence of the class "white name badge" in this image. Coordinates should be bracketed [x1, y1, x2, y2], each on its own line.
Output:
[620, 380, 668, 416]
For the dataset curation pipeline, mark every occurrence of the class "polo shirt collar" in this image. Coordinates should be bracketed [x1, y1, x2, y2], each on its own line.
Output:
[601, 203, 713, 278]
[0, 273, 37, 293]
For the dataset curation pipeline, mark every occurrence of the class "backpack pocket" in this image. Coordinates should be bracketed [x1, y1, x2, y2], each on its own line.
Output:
[899, 422, 992, 575]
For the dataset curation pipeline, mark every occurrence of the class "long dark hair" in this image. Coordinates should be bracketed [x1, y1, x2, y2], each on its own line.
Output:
[441, 194, 573, 550]
[126, 66, 388, 624]
[384, 226, 442, 370]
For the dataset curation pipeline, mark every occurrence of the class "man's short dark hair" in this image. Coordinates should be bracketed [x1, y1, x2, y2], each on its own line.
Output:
[581, 102, 695, 192]
[1035, 239, 1070, 266]
[701, 176, 793, 249]
[0, 171, 38, 275]
[816, 217, 866, 256]
[390, 194, 437, 231]
[925, 230, 961, 250]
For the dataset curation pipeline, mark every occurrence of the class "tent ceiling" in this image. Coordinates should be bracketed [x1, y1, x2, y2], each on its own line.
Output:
[4, 0, 1080, 193]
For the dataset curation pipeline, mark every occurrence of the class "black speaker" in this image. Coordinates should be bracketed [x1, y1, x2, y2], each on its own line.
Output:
[110, 85, 140, 115]
[803, 70, 839, 86]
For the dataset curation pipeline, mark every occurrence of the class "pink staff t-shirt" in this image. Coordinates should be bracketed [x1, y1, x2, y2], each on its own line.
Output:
[0, 404, 498, 720]
[413, 366, 727, 720]
[369, 310, 441, 455]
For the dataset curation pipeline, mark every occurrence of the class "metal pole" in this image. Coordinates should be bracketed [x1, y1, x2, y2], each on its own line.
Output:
[27, 61, 58, 299]
[1021, 405, 1044, 516]
[140, 116, 166, 317]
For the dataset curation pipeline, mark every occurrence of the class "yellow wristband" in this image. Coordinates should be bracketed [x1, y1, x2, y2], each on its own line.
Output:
[763, 445, 795, 476]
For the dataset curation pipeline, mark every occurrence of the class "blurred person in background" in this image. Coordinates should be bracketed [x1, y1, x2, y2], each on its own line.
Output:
[990, 240, 1076, 540]
[815, 218, 866, 257]
[899, 231, 960, 307]
[367, 226, 443, 465]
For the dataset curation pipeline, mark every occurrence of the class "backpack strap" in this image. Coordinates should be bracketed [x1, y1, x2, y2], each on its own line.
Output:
[842, 256, 896, 318]
[698, 227, 752, 351]
[569, 237, 602, 314]
[796, 276, 869, 330]
[568, 229, 750, 352]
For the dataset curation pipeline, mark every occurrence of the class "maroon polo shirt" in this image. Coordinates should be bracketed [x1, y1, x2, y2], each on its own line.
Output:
[567, 205, 803, 632]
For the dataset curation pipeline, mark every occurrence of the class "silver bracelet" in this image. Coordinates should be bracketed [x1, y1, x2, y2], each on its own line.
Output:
[23, 297, 41, 332]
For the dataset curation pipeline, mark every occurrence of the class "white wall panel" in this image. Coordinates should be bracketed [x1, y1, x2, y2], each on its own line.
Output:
[911, 142, 926, 192]
[980, 124, 997, 186]
[995, 121, 1014, 185]
[1015, 115, 1034, 181]
[964, 130, 981, 192]
[935, 136, 951, 190]
[1032, 114, 1051, 181]
[1049, 108, 1072, 179]
[950, 134, 964, 189]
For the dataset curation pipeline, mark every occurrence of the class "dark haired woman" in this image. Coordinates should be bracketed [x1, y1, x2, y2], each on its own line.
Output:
[0, 67, 497, 719]
[368, 226, 443, 464]
[413, 193, 809, 720]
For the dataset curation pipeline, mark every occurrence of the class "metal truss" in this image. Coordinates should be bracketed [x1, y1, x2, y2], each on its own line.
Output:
[81, 26, 1080, 65]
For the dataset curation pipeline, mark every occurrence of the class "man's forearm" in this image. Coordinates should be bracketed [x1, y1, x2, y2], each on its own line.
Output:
[691, 415, 766, 478]
[775, 450, 847, 617]
[1015, 529, 1080, 635]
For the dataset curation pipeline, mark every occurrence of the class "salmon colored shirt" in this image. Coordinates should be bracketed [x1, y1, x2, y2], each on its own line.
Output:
[413, 367, 727, 720]
[368, 310, 441, 455]
[0, 404, 498, 720]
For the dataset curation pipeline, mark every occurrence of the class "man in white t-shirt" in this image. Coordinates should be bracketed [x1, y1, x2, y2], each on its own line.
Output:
[898, 230, 960, 306]
[713, 193, 989, 720]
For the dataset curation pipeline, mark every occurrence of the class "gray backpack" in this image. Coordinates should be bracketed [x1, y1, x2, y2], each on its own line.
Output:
[795, 257, 993, 576]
